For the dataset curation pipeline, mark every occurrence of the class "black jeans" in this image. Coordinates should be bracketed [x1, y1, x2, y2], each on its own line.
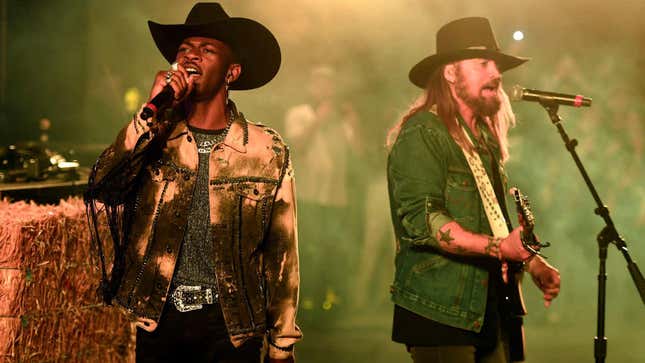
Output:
[406, 325, 510, 363]
[136, 302, 262, 363]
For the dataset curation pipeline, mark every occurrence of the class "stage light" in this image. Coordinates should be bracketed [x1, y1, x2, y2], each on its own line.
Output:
[513, 30, 524, 41]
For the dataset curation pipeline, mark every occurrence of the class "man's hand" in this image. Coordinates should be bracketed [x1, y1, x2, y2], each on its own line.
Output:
[500, 226, 535, 262]
[134, 317, 158, 332]
[526, 256, 561, 307]
[149, 63, 196, 106]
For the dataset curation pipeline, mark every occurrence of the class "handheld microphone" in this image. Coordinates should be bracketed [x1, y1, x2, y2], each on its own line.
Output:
[140, 86, 174, 120]
[511, 85, 592, 107]
[140, 63, 179, 120]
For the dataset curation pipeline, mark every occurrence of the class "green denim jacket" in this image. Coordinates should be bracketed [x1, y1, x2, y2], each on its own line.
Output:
[387, 110, 508, 332]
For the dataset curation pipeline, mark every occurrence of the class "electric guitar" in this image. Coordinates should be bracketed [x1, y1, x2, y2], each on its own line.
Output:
[502, 187, 550, 361]
[512, 187, 551, 256]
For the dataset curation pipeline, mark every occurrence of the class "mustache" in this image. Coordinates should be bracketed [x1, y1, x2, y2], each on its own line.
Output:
[482, 79, 501, 90]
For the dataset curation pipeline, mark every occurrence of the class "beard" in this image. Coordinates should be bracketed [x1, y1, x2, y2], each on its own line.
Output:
[455, 73, 501, 117]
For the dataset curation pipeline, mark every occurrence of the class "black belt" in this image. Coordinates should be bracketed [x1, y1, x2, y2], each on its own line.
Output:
[170, 285, 218, 312]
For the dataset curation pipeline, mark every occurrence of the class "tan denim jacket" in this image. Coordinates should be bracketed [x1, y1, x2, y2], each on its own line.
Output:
[88, 107, 301, 358]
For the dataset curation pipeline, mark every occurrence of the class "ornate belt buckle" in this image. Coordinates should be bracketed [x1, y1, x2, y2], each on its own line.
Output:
[172, 285, 203, 312]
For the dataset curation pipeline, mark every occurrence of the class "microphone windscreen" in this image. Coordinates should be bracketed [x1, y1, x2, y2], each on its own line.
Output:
[510, 85, 524, 101]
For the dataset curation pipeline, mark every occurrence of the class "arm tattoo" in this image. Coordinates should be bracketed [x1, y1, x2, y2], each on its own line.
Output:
[439, 229, 455, 245]
[485, 236, 502, 259]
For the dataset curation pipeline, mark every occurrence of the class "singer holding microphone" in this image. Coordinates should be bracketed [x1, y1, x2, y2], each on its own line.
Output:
[85, 3, 300, 363]
[386, 17, 561, 363]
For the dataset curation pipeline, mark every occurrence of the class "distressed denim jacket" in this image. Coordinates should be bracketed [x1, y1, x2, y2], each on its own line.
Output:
[387, 110, 508, 332]
[86, 106, 301, 356]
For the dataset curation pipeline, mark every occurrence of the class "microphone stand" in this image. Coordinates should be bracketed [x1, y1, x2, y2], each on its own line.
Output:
[537, 99, 645, 363]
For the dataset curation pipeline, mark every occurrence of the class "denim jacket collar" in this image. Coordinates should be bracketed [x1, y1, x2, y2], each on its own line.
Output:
[222, 114, 249, 153]
[168, 112, 249, 154]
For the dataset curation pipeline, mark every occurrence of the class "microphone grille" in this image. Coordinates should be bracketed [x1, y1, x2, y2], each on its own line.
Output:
[510, 85, 525, 101]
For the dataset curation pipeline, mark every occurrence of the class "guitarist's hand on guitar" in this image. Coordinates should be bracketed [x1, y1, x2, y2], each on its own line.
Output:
[526, 256, 561, 307]
[510, 187, 551, 257]
[501, 226, 535, 262]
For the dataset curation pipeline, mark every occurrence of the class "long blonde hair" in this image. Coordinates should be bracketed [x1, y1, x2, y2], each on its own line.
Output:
[387, 66, 515, 162]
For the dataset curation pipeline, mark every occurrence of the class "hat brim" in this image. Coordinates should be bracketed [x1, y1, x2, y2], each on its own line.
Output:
[409, 49, 529, 88]
[148, 18, 281, 90]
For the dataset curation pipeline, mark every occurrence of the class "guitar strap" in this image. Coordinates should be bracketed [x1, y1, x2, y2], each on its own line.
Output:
[458, 124, 510, 239]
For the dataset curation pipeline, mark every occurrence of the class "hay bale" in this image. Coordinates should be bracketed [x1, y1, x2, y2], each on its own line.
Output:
[0, 198, 134, 363]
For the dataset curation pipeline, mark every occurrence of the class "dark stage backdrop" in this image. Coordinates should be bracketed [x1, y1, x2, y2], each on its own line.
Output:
[2, 1, 644, 362]
[3, 0, 89, 143]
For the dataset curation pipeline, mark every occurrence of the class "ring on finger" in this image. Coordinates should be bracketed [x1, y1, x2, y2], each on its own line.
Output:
[165, 71, 174, 84]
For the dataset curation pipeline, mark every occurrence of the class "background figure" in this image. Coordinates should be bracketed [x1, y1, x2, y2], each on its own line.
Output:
[284, 65, 361, 323]
[352, 172, 395, 311]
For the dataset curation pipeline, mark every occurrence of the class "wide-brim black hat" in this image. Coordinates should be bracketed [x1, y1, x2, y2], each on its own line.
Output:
[148, 2, 281, 90]
[409, 17, 529, 88]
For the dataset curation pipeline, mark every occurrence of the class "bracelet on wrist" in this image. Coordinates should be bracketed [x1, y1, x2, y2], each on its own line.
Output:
[268, 338, 294, 352]
[486, 235, 503, 260]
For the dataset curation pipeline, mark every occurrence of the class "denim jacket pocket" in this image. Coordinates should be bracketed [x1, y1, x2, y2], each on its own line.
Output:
[446, 167, 476, 191]
[410, 254, 447, 274]
[235, 181, 276, 201]
[403, 254, 468, 311]
[234, 181, 278, 244]
[445, 169, 479, 231]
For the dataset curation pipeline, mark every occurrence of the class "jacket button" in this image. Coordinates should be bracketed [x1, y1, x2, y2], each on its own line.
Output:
[187, 135, 192, 142]
[166, 245, 172, 253]
[174, 211, 180, 217]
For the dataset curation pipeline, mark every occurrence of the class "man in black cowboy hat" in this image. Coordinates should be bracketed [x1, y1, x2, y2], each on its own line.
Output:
[86, 3, 300, 362]
[386, 17, 560, 362]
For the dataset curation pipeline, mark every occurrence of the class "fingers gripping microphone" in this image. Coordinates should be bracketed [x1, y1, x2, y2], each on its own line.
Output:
[140, 63, 179, 120]
[511, 85, 592, 107]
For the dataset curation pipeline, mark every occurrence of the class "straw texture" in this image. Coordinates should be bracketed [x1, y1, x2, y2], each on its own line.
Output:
[0, 198, 134, 363]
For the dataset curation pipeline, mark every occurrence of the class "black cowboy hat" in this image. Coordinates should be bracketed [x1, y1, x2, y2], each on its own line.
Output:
[409, 17, 529, 88]
[148, 2, 281, 90]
